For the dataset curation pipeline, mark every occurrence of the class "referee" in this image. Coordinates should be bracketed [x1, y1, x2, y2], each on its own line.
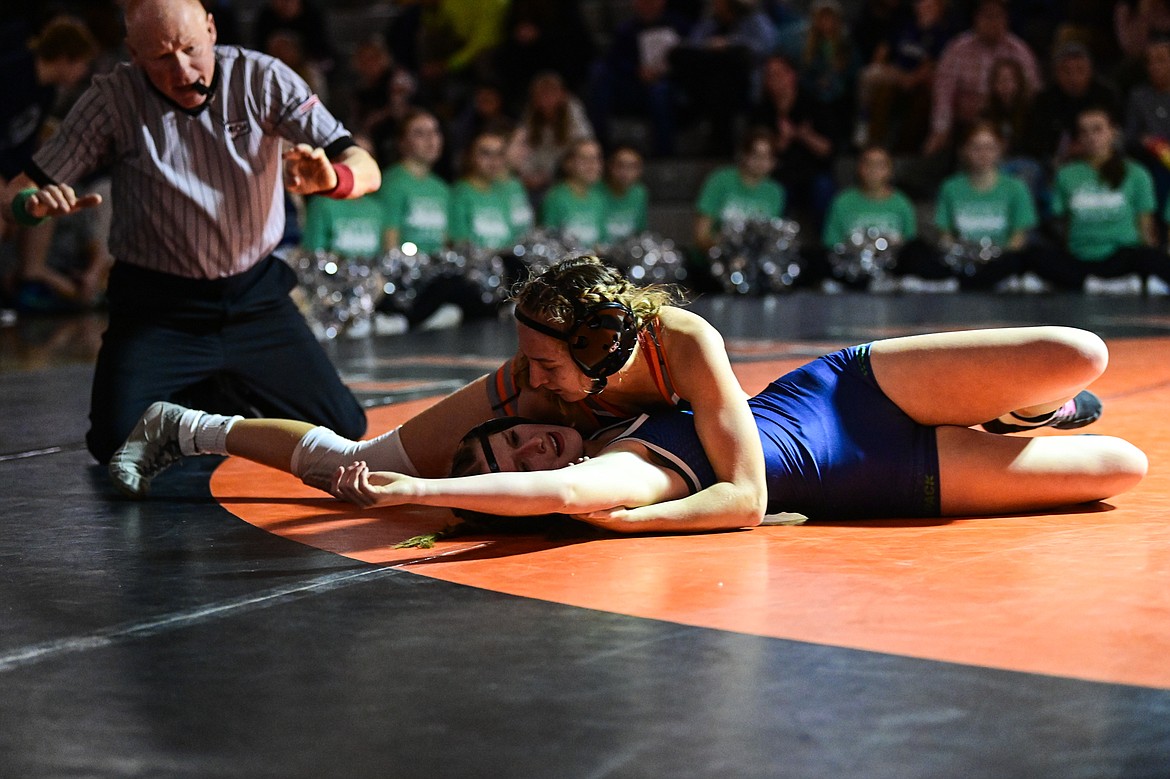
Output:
[1, 0, 381, 463]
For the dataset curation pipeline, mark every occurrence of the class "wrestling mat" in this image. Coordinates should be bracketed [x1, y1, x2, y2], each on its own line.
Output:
[211, 338, 1170, 690]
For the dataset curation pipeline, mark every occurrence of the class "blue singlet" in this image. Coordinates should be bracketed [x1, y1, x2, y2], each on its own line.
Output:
[615, 344, 941, 519]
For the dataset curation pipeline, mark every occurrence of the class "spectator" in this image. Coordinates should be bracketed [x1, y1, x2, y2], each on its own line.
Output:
[924, 0, 1042, 157]
[377, 109, 497, 329]
[263, 29, 327, 103]
[979, 56, 1045, 207]
[980, 57, 1034, 161]
[1031, 106, 1170, 290]
[448, 130, 527, 251]
[822, 144, 945, 285]
[795, 0, 859, 151]
[670, 0, 778, 155]
[694, 128, 784, 254]
[449, 81, 514, 173]
[1115, 0, 1170, 96]
[2, 0, 380, 463]
[380, 109, 449, 254]
[348, 35, 396, 137]
[1125, 37, 1170, 212]
[1056, 2, 1121, 72]
[850, 0, 909, 70]
[416, 0, 509, 112]
[506, 71, 594, 204]
[856, 0, 954, 153]
[601, 145, 650, 243]
[587, 0, 691, 157]
[364, 64, 421, 169]
[251, 0, 335, 78]
[1116, 0, 1170, 64]
[750, 54, 836, 230]
[1, 15, 100, 312]
[935, 121, 1037, 289]
[540, 138, 608, 248]
[1023, 42, 1121, 172]
[497, 0, 596, 105]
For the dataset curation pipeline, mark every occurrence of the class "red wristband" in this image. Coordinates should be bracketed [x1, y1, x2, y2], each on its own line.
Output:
[325, 163, 354, 199]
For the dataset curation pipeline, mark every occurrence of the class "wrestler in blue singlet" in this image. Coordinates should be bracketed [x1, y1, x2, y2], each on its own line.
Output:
[616, 345, 941, 519]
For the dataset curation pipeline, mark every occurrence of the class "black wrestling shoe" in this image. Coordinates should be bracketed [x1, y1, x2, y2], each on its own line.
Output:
[981, 390, 1102, 434]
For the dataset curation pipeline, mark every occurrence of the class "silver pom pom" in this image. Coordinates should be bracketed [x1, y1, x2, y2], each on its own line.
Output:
[378, 243, 510, 315]
[600, 232, 689, 285]
[943, 237, 1003, 277]
[286, 249, 383, 339]
[830, 227, 902, 284]
[707, 218, 803, 294]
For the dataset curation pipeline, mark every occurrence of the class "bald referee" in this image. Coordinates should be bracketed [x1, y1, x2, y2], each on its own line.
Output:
[1, 0, 381, 463]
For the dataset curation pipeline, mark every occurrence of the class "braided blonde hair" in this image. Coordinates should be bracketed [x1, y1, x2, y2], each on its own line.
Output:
[512, 255, 682, 329]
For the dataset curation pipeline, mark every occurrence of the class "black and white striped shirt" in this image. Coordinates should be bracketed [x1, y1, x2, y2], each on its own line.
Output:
[30, 46, 353, 279]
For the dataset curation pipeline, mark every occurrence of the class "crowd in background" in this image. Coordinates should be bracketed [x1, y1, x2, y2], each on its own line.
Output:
[6, 0, 1170, 325]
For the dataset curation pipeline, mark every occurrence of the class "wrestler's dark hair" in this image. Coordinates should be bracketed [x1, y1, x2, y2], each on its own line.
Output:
[395, 417, 593, 549]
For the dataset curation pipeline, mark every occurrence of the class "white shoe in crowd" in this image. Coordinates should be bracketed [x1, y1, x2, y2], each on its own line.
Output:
[374, 313, 409, 336]
[1145, 276, 1169, 296]
[417, 303, 463, 331]
[344, 317, 373, 339]
[1085, 274, 1144, 295]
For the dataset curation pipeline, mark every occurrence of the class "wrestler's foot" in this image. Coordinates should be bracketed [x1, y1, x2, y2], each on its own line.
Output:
[108, 401, 189, 498]
[981, 390, 1102, 434]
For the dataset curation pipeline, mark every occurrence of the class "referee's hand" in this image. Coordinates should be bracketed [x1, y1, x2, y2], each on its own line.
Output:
[24, 184, 102, 220]
[282, 143, 334, 195]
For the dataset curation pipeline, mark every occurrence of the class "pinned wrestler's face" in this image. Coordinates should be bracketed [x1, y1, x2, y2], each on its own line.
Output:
[127, 0, 218, 110]
[516, 313, 596, 402]
[477, 423, 584, 473]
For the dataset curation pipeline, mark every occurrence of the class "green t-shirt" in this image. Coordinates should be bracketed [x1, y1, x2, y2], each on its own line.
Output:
[379, 163, 450, 253]
[500, 176, 535, 238]
[695, 166, 785, 227]
[541, 181, 608, 247]
[449, 179, 517, 249]
[823, 187, 918, 247]
[602, 182, 648, 242]
[1052, 160, 1155, 261]
[301, 194, 387, 257]
[934, 172, 1037, 246]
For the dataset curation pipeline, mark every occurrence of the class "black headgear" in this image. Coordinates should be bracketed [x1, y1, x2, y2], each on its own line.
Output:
[465, 417, 545, 473]
[514, 301, 639, 393]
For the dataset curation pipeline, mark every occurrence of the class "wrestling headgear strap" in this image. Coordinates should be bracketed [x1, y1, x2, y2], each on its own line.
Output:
[514, 302, 639, 393]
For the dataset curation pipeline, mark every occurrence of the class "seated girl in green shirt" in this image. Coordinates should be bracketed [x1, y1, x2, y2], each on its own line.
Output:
[540, 139, 608, 249]
[821, 144, 946, 288]
[1031, 106, 1170, 291]
[448, 131, 527, 252]
[935, 121, 1038, 290]
[694, 129, 785, 253]
[601, 145, 649, 243]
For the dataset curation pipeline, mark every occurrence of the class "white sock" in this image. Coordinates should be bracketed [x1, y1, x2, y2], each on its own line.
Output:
[177, 409, 204, 456]
[190, 412, 243, 456]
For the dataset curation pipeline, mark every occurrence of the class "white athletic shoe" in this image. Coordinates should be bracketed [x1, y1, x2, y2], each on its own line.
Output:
[108, 401, 189, 498]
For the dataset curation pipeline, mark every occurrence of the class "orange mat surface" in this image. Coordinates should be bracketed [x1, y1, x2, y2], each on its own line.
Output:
[211, 338, 1170, 689]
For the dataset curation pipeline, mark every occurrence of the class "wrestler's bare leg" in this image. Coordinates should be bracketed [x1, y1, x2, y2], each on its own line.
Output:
[868, 326, 1107, 426]
[226, 419, 314, 471]
[866, 326, 1146, 513]
[933, 426, 1146, 515]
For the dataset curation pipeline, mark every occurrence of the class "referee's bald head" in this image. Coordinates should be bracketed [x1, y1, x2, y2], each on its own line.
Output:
[125, 0, 218, 110]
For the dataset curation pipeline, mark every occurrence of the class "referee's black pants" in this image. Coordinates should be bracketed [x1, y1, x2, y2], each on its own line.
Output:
[87, 257, 367, 463]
